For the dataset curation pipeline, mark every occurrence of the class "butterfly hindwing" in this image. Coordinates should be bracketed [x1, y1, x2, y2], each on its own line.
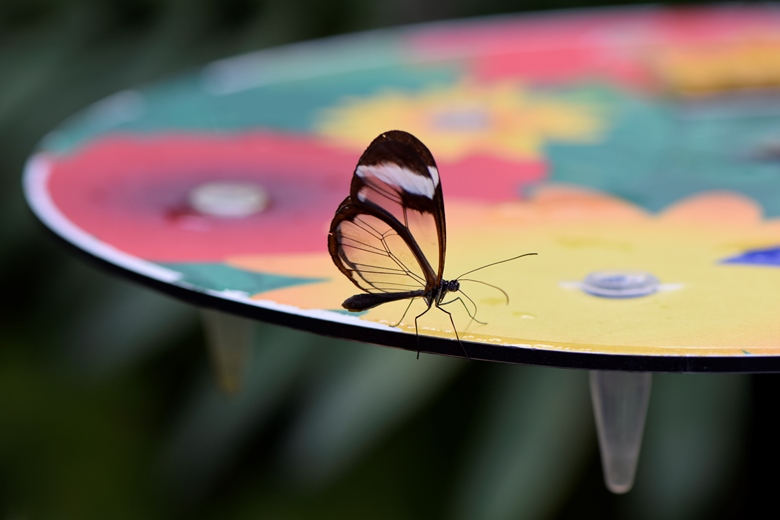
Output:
[329, 200, 429, 303]
[328, 131, 447, 310]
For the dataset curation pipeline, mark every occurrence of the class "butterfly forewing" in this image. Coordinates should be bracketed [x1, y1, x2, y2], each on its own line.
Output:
[329, 131, 448, 311]
[349, 131, 446, 282]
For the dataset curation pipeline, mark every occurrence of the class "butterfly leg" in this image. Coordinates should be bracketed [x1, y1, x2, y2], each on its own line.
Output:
[413, 301, 435, 359]
[440, 294, 486, 327]
[388, 297, 417, 328]
[434, 303, 470, 361]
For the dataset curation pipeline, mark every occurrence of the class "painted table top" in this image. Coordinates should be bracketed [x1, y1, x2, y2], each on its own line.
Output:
[24, 5, 780, 371]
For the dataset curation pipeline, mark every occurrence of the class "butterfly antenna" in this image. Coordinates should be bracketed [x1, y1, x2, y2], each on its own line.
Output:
[456, 252, 537, 279]
[458, 278, 510, 305]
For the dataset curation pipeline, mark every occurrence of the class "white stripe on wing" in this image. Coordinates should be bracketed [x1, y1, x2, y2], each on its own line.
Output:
[357, 163, 436, 199]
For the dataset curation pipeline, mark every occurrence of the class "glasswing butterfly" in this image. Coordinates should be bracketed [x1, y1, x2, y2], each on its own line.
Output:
[328, 130, 535, 356]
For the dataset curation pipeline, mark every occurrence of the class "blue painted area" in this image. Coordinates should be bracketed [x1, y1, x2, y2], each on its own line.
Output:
[160, 262, 326, 295]
[720, 246, 780, 267]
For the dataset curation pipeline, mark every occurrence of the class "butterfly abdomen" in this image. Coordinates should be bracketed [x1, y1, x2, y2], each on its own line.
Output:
[343, 290, 427, 312]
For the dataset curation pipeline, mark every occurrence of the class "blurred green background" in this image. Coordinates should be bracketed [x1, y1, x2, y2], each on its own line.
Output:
[2, 0, 779, 518]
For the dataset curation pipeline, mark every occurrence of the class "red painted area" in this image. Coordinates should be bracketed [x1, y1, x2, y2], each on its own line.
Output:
[409, 7, 780, 89]
[46, 133, 546, 262]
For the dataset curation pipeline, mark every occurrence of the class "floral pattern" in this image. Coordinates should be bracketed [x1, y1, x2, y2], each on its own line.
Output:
[47, 133, 357, 262]
[316, 80, 605, 162]
[32, 6, 780, 359]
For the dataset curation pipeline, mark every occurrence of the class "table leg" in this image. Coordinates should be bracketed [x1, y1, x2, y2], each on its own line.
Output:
[200, 309, 253, 393]
[589, 370, 652, 493]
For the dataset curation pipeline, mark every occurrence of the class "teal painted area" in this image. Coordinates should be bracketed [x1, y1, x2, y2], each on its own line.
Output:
[44, 54, 780, 220]
[329, 308, 368, 317]
[44, 63, 459, 154]
[161, 262, 325, 295]
[547, 86, 780, 216]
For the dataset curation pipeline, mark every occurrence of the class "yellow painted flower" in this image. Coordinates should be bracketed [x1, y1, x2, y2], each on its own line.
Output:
[315, 80, 604, 162]
[654, 34, 780, 96]
[228, 186, 780, 357]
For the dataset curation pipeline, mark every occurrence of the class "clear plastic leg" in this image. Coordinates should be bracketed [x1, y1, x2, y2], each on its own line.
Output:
[200, 309, 253, 394]
[589, 370, 652, 493]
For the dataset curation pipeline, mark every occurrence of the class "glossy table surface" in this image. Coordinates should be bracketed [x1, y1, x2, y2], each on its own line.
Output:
[24, 5, 780, 371]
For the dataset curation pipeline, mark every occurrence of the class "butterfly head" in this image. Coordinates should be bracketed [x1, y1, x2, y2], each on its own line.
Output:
[444, 279, 460, 293]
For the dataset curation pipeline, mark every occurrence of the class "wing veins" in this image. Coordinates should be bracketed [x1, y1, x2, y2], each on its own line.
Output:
[345, 271, 425, 285]
[346, 240, 427, 291]
[339, 235, 387, 253]
[352, 215, 389, 240]
[351, 216, 427, 286]
[339, 220, 427, 287]
[347, 265, 420, 275]
[341, 242, 396, 257]
[384, 249, 426, 286]
[360, 179, 403, 205]
[351, 205, 436, 287]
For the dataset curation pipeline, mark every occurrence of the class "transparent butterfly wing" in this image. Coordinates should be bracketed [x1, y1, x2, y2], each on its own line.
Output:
[328, 131, 447, 301]
[329, 200, 429, 296]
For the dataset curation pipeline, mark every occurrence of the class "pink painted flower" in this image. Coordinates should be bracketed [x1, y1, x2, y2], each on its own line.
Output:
[46, 131, 544, 263]
[47, 133, 357, 262]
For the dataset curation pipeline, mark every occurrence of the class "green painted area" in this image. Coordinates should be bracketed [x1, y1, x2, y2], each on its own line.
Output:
[329, 308, 367, 316]
[45, 49, 780, 219]
[44, 61, 459, 154]
[547, 85, 780, 216]
[161, 262, 325, 295]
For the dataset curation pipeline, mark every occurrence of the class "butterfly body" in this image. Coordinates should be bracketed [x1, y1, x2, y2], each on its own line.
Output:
[342, 278, 460, 313]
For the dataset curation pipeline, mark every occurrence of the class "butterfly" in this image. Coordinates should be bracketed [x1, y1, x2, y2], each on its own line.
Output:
[328, 130, 535, 355]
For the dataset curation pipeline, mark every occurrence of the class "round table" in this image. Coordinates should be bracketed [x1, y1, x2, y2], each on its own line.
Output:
[23, 5, 780, 492]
